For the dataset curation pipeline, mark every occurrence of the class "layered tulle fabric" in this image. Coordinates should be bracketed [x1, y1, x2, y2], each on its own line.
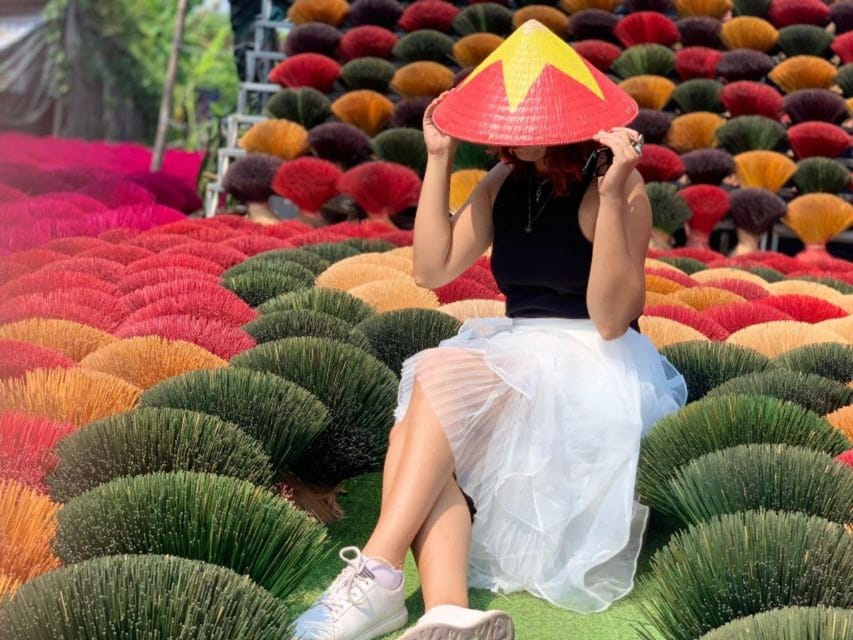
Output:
[395, 317, 687, 613]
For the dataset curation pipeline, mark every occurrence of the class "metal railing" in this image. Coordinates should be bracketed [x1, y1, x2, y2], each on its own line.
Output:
[204, 0, 291, 217]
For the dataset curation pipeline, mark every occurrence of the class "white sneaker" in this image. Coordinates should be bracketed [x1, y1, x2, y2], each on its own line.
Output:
[292, 546, 408, 640]
[396, 605, 515, 640]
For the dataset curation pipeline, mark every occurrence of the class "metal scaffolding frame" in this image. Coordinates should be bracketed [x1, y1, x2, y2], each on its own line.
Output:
[204, 0, 291, 217]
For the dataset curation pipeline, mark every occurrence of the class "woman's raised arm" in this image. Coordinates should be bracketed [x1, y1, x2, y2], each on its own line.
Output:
[586, 128, 651, 340]
[412, 93, 510, 289]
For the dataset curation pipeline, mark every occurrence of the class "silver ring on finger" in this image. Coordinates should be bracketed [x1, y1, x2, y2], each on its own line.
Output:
[630, 133, 644, 156]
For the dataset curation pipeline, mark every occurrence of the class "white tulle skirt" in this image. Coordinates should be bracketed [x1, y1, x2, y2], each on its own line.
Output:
[394, 317, 687, 613]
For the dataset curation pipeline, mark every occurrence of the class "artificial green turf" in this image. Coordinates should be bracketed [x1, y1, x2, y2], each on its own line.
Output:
[287, 473, 669, 640]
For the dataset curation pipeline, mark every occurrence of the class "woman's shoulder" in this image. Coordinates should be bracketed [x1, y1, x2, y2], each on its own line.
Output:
[486, 161, 513, 186]
[483, 162, 514, 206]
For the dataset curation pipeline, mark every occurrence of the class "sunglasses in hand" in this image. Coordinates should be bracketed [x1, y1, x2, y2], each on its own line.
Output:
[583, 147, 614, 178]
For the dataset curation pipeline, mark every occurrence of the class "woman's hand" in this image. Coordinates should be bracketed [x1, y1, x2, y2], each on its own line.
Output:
[423, 91, 457, 157]
[592, 127, 643, 199]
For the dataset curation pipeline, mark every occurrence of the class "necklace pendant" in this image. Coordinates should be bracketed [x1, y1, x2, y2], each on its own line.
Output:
[524, 224, 533, 234]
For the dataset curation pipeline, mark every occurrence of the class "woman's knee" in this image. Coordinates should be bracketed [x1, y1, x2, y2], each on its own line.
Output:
[390, 394, 435, 444]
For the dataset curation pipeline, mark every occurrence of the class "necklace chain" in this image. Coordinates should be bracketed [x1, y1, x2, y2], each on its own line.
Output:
[526, 175, 554, 234]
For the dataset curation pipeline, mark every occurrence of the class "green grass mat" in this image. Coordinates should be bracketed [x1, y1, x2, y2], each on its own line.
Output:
[287, 474, 669, 640]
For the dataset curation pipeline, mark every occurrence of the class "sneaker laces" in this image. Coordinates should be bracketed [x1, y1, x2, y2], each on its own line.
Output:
[317, 547, 373, 616]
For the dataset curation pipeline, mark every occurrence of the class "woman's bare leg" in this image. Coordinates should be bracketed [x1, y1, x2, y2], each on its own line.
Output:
[379, 418, 408, 514]
[363, 381, 456, 567]
[411, 478, 472, 610]
[377, 406, 471, 611]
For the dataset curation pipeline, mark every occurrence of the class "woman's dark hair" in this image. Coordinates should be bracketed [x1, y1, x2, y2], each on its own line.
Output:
[497, 141, 598, 195]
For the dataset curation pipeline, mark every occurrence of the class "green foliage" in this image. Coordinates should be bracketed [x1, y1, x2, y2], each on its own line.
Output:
[232, 337, 399, 485]
[707, 370, 853, 415]
[772, 343, 853, 384]
[265, 88, 331, 128]
[637, 394, 849, 508]
[140, 367, 329, 478]
[660, 341, 770, 403]
[699, 606, 853, 640]
[340, 57, 397, 93]
[303, 241, 362, 263]
[638, 510, 853, 640]
[47, 407, 273, 502]
[837, 64, 853, 98]
[732, 0, 772, 17]
[174, 7, 239, 146]
[372, 128, 429, 174]
[454, 142, 497, 171]
[452, 3, 514, 36]
[647, 182, 693, 235]
[344, 238, 397, 253]
[44, 0, 238, 142]
[223, 258, 315, 284]
[258, 287, 375, 325]
[792, 157, 851, 195]
[657, 256, 707, 274]
[657, 443, 853, 525]
[226, 249, 330, 278]
[745, 265, 785, 282]
[393, 30, 455, 63]
[716, 116, 787, 154]
[672, 79, 724, 114]
[244, 309, 373, 350]
[222, 271, 310, 307]
[778, 25, 834, 58]
[55, 471, 330, 598]
[354, 309, 462, 375]
[222, 261, 316, 306]
[611, 44, 676, 80]
[0, 555, 293, 639]
[789, 275, 853, 294]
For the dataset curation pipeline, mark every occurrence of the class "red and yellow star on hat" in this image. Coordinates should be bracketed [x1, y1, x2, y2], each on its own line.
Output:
[433, 20, 639, 147]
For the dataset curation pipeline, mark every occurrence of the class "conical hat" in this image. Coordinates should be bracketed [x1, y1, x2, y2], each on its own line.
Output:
[433, 20, 639, 146]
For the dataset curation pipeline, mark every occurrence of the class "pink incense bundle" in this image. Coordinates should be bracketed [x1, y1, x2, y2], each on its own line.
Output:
[285, 229, 349, 247]
[757, 294, 847, 324]
[637, 145, 685, 182]
[0, 411, 75, 493]
[676, 47, 724, 81]
[337, 162, 422, 223]
[704, 301, 793, 333]
[268, 53, 341, 92]
[643, 305, 730, 340]
[614, 11, 679, 47]
[123, 290, 257, 328]
[222, 234, 294, 256]
[571, 40, 622, 73]
[337, 25, 398, 62]
[115, 315, 255, 360]
[398, 1, 458, 33]
[433, 277, 500, 304]
[0, 341, 76, 380]
[273, 157, 343, 216]
[700, 279, 769, 302]
[325, 219, 397, 238]
[679, 185, 729, 249]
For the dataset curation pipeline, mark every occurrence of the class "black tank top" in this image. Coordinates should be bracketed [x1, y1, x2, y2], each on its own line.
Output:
[490, 168, 642, 333]
[491, 167, 597, 320]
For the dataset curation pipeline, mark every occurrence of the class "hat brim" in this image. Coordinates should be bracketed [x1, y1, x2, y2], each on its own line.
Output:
[433, 61, 639, 147]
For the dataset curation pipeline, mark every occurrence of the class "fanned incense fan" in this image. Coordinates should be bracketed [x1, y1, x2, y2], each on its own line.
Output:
[783, 194, 853, 262]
